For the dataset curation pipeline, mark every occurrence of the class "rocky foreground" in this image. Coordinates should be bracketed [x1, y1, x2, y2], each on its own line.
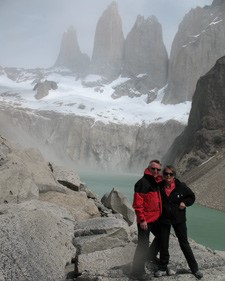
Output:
[0, 136, 225, 281]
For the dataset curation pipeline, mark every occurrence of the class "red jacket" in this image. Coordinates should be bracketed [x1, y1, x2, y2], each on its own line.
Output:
[132, 168, 162, 223]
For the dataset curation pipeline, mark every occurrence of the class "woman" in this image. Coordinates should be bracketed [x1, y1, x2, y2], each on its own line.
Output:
[154, 165, 203, 279]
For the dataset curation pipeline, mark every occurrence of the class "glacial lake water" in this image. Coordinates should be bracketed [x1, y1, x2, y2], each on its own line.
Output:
[80, 171, 225, 251]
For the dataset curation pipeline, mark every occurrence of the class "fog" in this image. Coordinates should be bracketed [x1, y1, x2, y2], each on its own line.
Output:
[0, 0, 212, 68]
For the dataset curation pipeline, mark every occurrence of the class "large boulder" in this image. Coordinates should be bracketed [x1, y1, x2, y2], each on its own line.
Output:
[0, 139, 65, 204]
[73, 217, 135, 275]
[0, 200, 75, 281]
[101, 188, 135, 225]
[39, 190, 100, 221]
[33, 80, 58, 100]
[51, 163, 81, 191]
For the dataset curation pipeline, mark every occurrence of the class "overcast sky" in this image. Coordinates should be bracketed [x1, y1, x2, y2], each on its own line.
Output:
[0, 0, 212, 69]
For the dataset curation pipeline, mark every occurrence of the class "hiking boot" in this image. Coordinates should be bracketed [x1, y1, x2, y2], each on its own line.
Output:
[154, 268, 175, 277]
[154, 270, 167, 277]
[193, 270, 203, 279]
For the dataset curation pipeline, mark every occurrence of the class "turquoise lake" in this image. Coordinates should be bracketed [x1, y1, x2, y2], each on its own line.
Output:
[80, 171, 225, 251]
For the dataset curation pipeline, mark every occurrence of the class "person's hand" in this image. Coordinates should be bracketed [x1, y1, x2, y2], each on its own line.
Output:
[179, 202, 186, 210]
[140, 221, 147, 230]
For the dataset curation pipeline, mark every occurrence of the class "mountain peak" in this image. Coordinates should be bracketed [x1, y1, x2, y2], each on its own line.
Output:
[90, 0, 124, 79]
[54, 25, 90, 74]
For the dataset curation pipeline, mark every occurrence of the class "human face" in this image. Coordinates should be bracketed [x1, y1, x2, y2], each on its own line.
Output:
[163, 168, 174, 184]
[149, 162, 161, 177]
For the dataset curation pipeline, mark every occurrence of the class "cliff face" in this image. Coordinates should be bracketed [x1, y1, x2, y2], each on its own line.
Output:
[164, 56, 225, 171]
[162, 56, 225, 211]
[111, 15, 168, 99]
[0, 106, 184, 173]
[163, 1, 225, 104]
[122, 15, 168, 85]
[90, 1, 124, 79]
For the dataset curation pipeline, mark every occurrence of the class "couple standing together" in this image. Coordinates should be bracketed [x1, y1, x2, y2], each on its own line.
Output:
[132, 160, 203, 280]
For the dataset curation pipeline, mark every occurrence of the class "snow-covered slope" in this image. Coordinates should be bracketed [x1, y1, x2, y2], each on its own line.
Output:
[0, 69, 189, 172]
[0, 70, 191, 126]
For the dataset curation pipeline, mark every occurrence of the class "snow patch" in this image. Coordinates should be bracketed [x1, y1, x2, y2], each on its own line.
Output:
[0, 72, 191, 126]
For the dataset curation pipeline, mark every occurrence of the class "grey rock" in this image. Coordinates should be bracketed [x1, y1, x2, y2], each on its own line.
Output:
[73, 215, 135, 274]
[163, 1, 225, 104]
[111, 74, 156, 99]
[0, 143, 65, 204]
[101, 188, 135, 226]
[74, 234, 225, 280]
[54, 26, 90, 75]
[77, 243, 135, 275]
[0, 200, 75, 281]
[51, 163, 81, 191]
[0, 107, 185, 173]
[40, 190, 100, 222]
[90, 2, 124, 79]
[164, 56, 225, 170]
[122, 15, 168, 88]
[163, 56, 225, 211]
[94, 201, 112, 216]
[74, 217, 131, 239]
[80, 183, 99, 199]
[73, 229, 129, 255]
[33, 80, 57, 100]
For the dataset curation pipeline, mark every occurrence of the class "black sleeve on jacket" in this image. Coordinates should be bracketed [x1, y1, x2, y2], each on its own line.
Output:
[177, 179, 195, 207]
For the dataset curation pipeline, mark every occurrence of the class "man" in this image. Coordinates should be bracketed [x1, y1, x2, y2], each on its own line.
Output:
[131, 160, 162, 280]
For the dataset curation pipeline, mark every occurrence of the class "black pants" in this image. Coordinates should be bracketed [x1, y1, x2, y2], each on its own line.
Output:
[159, 222, 199, 273]
[132, 221, 160, 275]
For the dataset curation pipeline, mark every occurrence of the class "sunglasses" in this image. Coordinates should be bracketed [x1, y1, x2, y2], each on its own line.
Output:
[163, 172, 174, 177]
[150, 167, 161, 171]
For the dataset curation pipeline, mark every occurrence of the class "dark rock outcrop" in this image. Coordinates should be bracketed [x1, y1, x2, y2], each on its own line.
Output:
[164, 56, 225, 172]
[163, 0, 225, 104]
[33, 80, 57, 99]
[90, 1, 124, 79]
[54, 26, 90, 75]
[163, 56, 225, 212]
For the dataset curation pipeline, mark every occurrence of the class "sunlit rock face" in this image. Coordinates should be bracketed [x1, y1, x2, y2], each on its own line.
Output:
[122, 15, 168, 87]
[90, 1, 124, 79]
[164, 56, 225, 173]
[163, 0, 225, 104]
[54, 26, 90, 75]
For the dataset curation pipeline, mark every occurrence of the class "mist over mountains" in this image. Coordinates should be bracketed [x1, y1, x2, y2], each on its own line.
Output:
[0, 0, 225, 177]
